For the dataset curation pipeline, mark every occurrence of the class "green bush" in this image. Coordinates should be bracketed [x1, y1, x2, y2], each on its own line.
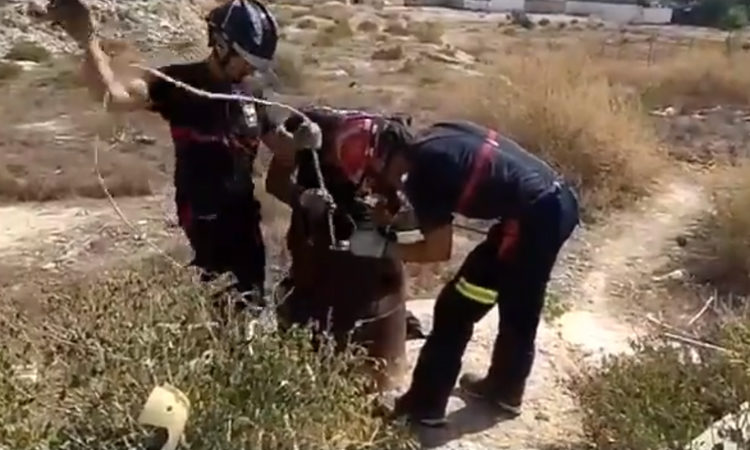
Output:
[0, 259, 415, 450]
[573, 325, 750, 450]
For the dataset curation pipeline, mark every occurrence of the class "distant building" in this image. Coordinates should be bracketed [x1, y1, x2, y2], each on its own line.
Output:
[403, 0, 673, 23]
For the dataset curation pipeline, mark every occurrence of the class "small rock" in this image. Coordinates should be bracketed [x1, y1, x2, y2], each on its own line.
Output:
[134, 134, 157, 145]
[535, 411, 550, 421]
[652, 268, 687, 282]
[26, 1, 47, 18]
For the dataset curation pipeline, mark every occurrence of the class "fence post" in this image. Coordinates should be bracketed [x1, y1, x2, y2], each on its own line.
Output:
[647, 33, 656, 66]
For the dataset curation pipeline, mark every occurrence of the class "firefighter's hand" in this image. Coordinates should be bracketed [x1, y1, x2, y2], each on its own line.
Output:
[46, 0, 95, 48]
[299, 188, 333, 221]
[262, 120, 322, 168]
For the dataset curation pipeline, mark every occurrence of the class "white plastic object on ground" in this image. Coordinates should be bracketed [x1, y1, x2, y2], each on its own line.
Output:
[138, 385, 191, 450]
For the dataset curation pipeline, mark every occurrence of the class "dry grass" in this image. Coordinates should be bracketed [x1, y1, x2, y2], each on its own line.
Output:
[422, 50, 664, 215]
[0, 258, 416, 449]
[357, 19, 380, 33]
[313, 18, 353, 47]
[682, 165, 750, 294]
[372, 44, 405, 61]
[384, 19, 411, 36]
[310, 2, 351, 22]
[0, 61, 23, 82]
[575, 326, 750, 449]
[273, 45, 306, 92]
[5, 41, 51, 63]
[711, 166, 750, 286]
[603, 49, 750, 108]
[296, 16, 319, 29]
[0, 60, 170, 204]
[410, 21, 445, 44]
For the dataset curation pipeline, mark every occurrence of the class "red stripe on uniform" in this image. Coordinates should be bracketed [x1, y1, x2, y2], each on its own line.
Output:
[497, 218, 520, 261]
[171, 126, 226, 144]
[456, 129, 498, 215]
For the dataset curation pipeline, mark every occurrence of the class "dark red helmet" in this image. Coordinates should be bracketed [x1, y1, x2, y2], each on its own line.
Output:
[333, 113, 413, 185]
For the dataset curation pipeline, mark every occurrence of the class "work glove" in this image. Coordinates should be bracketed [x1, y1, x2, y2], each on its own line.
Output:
[45, 0, 95, 48]
[288, 119, 322, 151]
[299, 188, 334, 222]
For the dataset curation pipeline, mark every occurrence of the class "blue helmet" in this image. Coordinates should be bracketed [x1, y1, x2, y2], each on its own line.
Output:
[207, 0, 279, 73]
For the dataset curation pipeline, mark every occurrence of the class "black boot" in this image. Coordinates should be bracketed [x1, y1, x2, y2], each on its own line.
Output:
[459, 372, 524, 417]
[392, 391, 448, 428]
[405, 310, 426, 340]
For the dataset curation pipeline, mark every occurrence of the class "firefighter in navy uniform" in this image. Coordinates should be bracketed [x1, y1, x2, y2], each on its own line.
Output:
[338, 119, 581, 426]
[47, 0, 322, 306]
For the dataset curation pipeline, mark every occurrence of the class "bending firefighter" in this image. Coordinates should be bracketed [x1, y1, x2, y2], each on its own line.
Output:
[47, 0, 320, 305]
[339, 119, 580, 426]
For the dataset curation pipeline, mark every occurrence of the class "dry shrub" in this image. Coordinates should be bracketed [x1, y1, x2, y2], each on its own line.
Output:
[357, 19, 380, 33]
[0, 160, 153, 202]
[683, 165, 750, 294]
[574, 327, 750, 449]
[602, 49, 750, 108]
[428, 50, 664, 214]
[0, 61, 22, 82]
[711, 167, 750, 286]
[372, 44, 404, 61]
[310, 2, 351, 22]
[5, 41, 50, 63]
[314, 18, 353, 46]
[0, 258, 416, 449]
[296, 16, 318, 29]
[272, 45, 305, 92]
[384, 19, 410, 36]
[411, 21, 445, 44]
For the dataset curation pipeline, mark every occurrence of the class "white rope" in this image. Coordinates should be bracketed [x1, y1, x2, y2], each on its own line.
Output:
[95, 93, 184, 270]
[132, 64, 312, 121]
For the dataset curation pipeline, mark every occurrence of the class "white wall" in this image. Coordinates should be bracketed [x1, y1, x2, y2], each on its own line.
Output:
[460, 0, 526, 11]
[565, 1, 672, 24]
[641, 7, 673, 23]
[526, 0, 566, 13]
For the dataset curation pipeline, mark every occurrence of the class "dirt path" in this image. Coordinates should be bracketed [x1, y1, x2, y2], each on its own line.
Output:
[401, 173, 709, 449]
[0, 194, 179, 282]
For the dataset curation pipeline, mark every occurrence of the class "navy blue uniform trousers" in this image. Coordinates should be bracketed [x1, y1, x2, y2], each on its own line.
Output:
[404, 182, 580, 415]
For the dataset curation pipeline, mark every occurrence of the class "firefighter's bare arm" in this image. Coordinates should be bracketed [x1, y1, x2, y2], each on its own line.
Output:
[46, 0, 150, 112]
[373, 202, 453, 262]
[83, 39, 152, 111]
[397, 224, 453, 263]
[265, 156, 302, 207]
